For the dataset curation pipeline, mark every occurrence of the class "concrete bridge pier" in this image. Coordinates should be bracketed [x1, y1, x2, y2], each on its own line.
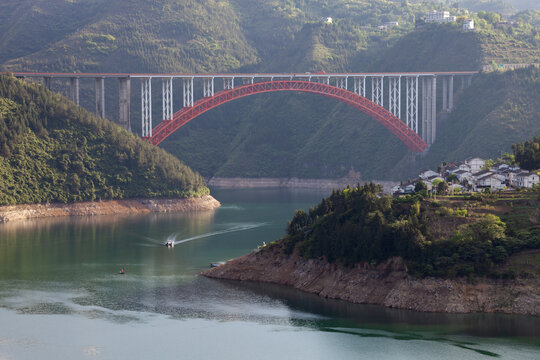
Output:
[421, 76, 437, 145]
[43, 76, 52, 90]
[442, 75, 455, 112]
[69, 77, 79, 105]
[95, 77, 105, 118]
[118, 78, 131, 130]
[141, 78, 152, 137]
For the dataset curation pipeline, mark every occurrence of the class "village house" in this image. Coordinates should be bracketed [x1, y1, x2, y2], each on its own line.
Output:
[514, 171, 540, 188]
[419, 170, 439, 179]
[453, 169, 473, 183]
[465, 157, 485, 173]
[474, 171, 505, 191]
[394, 155, 538, 197]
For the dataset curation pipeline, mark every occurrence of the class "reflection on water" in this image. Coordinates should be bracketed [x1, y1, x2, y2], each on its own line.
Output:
[0, 188, 539, 359]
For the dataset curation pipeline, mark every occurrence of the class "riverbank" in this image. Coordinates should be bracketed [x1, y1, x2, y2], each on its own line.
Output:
[0, 195, 220, 223]
[207, 177, 397, 193]
[203, 246, 540, 316]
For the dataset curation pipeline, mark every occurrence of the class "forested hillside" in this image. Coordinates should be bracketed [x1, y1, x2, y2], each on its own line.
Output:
[279, 183, 540, 278]
[1, 0, 539, 180]
[0, 75, 208, 205]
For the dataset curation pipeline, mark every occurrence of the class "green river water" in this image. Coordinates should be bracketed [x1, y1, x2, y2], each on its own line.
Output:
[0, 188, 538, 359]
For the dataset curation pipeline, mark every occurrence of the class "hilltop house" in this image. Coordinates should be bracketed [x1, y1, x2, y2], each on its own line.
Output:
[463, 19, 474, 31]
[425, 11, 456, 23]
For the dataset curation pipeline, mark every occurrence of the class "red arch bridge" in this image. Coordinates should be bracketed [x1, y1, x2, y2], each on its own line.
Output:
[10, 71, 478, 152]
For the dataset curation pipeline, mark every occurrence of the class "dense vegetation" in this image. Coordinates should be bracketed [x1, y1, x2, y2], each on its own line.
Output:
[1, 0, 539, 180]
[513, 136, 540, 170]
[279, 183, 540, 278]
[0, 75, 208, 205]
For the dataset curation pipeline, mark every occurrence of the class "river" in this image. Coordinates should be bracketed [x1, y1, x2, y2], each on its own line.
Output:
[0, 188, 538, 359]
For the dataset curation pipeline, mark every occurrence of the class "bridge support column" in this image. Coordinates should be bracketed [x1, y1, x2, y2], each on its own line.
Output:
[406, 76, 418, 134]
[442, 76, 448, 112]
[448, 75, 454, 111]
[353, 77, 366, 97]
[336, 77, 347, 90]
[421, 76, 437, 145]
[371, 76, 384, 107]
[388, 77, 401, 118]
[141, 78, 152, 137]
[162, 77, 173, 121]
[203, 78, 214, 97]
[223, 77, 234, 90]
[69, 77, 79, 105]
[95, 77, 105, 118]
[242, 77, 254, 85]
[43, 77, 52, 90]
[442, 75, 455, 112]
[118, 78, 131, 131]
[183, 77, 194, 107]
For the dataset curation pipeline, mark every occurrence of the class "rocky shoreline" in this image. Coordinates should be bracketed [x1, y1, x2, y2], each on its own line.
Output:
[207, 177, 397, 193]
[203, 246, 539, 315]
[0, 195, 221, 223]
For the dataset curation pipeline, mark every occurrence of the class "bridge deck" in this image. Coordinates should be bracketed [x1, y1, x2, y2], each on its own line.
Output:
[6, 71, 479, 79]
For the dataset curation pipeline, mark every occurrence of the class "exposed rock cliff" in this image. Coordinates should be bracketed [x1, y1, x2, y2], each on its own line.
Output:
[203, 246, 539, 315]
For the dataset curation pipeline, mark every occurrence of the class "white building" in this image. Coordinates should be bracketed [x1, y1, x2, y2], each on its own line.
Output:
[465, 157, 485, 173]
[384, 21, 399, 27]
[324, 17, 333, 24]
[475, 172, 504, 190]
[419, 170, 440, 179]
[463, 19, 474, 31]
[453, 169, 473, 183]
[425, 11, 455, 23]
[515, 171, 540, 188]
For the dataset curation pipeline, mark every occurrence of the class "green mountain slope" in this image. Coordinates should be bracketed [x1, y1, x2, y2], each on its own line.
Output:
[0, 75, 208, 205]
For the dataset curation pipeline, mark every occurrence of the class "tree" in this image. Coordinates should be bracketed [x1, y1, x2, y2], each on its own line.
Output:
[437, 180, 449, 194]
[513, 136, 540, 170]
[414, 181, 427, 192]
[447, 173, 458, 183]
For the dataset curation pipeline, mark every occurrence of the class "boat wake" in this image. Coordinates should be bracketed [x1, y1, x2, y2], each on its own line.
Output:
[160, 222, 266, 246]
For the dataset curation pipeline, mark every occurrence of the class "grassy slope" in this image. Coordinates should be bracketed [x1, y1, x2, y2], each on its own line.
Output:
[1, 1, 539, 180]
[0, 75, 208, 205]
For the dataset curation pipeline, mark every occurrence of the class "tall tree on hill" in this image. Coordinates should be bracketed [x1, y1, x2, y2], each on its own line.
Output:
[513, 136, 540, 170]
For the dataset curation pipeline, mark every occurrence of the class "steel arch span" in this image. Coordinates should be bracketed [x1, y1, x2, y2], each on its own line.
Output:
[147, 80, 428, 152]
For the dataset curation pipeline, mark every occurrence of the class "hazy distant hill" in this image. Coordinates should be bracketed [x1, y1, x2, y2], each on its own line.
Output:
[1, 0, 539, 180]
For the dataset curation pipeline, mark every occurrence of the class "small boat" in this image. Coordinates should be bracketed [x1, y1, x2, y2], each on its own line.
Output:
[119, 269, 125, 275]
[210, 262, 225, 268]
[163, 240, 174, 247]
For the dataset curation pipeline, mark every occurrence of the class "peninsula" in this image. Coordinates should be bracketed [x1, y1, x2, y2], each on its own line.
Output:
[204, 183, 540, 315]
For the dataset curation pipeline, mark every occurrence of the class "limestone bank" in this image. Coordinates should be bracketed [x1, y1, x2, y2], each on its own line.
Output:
[203, 246, 539, 316]
[0, 195, 220, 223]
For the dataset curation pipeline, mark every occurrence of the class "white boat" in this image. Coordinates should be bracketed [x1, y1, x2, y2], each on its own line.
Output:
[164, 240, 174, 247]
